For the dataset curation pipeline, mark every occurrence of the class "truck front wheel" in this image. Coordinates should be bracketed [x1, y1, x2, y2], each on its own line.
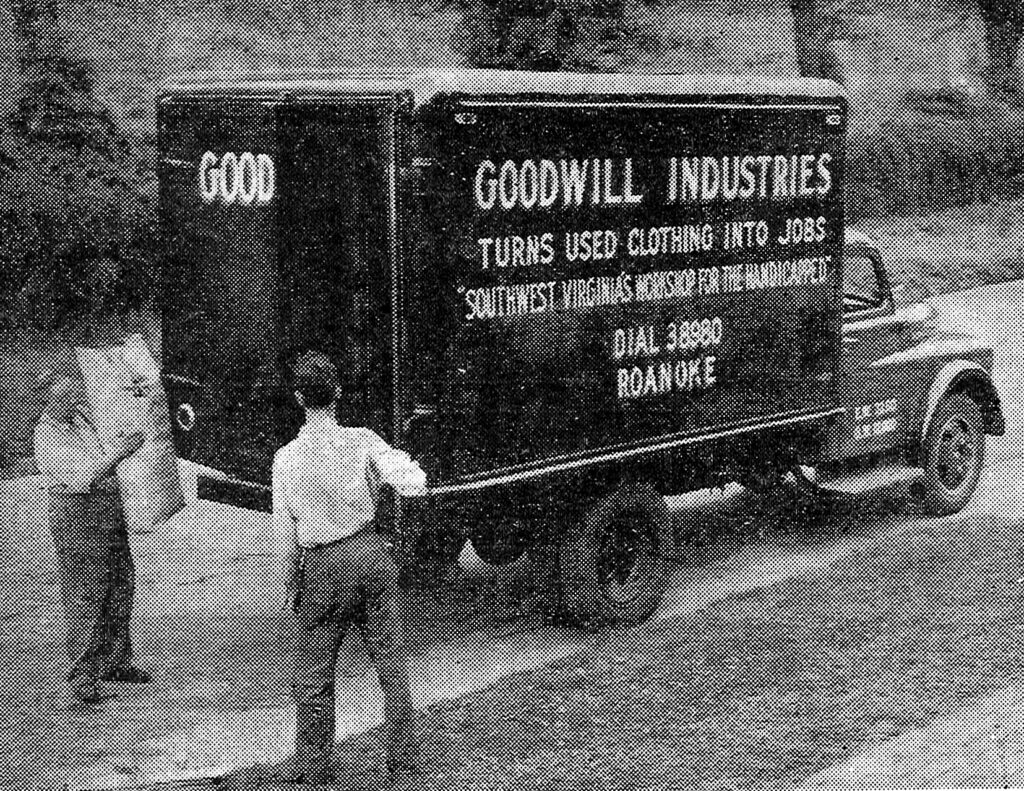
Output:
[559, 483, 674, 627]
[919, 392, 986, 516]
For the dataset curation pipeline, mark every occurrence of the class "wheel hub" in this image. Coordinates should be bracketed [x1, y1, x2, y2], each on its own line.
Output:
[934, 417, 977, 491]
[597, 515, 653, 604]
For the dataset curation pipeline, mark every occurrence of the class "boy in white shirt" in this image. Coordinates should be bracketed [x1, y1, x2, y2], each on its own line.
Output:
[273, 351, 426, 782]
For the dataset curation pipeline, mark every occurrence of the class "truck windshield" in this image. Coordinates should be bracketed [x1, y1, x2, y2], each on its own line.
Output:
[843, 254, 884, 312]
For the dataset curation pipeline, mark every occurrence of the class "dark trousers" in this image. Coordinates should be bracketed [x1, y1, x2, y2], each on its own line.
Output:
[291, 530, 414, 778]
[48, 490, 135, 690]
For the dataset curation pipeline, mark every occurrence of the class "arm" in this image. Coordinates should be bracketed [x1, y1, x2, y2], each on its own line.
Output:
[272, 451, 302, 607]
[34, 422, 144, 492]
[365, 430, 427, 496]
[93, 434, 145, 482]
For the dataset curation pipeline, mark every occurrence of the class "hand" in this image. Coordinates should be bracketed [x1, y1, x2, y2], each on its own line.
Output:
[284, 574, 302, 612]
[394, 467, 428, 497]
[126, 377, 158, 398]
[395, 480, 427, 497]
[117, 432, 146, 457]
[283, 556, 302, 611]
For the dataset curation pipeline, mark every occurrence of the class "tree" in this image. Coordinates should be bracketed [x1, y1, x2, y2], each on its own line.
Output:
[10, 0, 116, 148]
[977, 0, 1024, 96]
[0, 0, 155, 331]
[462, 0, 579, 70]
[789, 0, 843, 82]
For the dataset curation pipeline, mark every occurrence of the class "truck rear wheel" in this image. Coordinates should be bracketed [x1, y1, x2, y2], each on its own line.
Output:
[919, 392, 985, 516]
[558, 483, 674, 627]
[469, 519, 530, 566]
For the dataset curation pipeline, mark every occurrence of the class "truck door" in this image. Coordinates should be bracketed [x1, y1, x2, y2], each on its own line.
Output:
[832, 246, 917, 458]
[276, 103, 396, 443]
[159, 100, 284, 483]
[158, 95, 401, 489]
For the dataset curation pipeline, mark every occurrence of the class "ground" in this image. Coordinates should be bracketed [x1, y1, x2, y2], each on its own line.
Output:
[0, 280, 1021, 789]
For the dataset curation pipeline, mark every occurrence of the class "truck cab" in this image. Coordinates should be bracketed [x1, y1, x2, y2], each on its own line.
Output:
[816, 229, 1004, 513]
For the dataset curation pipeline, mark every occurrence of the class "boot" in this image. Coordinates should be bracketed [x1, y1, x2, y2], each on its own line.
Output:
[293, 702, 335, 784]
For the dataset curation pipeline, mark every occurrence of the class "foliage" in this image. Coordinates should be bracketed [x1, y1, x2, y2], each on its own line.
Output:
[846, 105, 1024, 219]
[461, 0, 638, 71]
[977, 0, 1024, 96]
[461, 0, 579, 70]
[787, 0, 1022, 96]
[788, 0, 844, 81]
[0, 0, 156, 332]
[0, 137, 156, 331]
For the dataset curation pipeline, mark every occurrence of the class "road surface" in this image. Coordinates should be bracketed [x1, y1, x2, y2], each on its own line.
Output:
[0, 281, 1019, 789]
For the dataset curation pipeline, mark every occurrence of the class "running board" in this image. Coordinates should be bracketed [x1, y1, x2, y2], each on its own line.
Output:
[815, 463, 923, 496]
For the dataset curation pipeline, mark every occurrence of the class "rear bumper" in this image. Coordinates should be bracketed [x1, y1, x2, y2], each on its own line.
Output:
[197, 470, 272, 512]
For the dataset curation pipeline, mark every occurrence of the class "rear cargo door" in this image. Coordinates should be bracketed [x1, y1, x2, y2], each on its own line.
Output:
[158, 95, 401, 486]
[276, 102, 397, 446]
[159, 99, 285, 483]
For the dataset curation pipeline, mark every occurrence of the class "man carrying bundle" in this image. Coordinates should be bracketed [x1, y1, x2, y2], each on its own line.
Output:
[33, 373, 152, 709]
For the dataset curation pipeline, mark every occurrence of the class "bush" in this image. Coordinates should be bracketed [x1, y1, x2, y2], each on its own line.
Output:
[846, 105, 1024, 219]
[461, 0, 580, 70]
[0, 135, 157, 332]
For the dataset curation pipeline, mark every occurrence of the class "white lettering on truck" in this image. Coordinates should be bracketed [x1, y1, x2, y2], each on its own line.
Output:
[474, 158, 644, 211]
[199, 151, 275, 205]
[666, 153, 832, 203]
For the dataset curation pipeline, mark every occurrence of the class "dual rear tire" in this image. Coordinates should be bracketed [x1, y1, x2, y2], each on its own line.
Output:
[465, 482, 675, 627]
[557, 482, 674, 627]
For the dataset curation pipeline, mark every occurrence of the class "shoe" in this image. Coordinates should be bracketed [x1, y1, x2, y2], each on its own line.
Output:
[106, 665, 152, 684]
[386, 756, 421, 776]
[279, 758, 335, 786]
[386, 747, 421, 776]
[72, 680, 115, 707]
[299, 768, 335, 785]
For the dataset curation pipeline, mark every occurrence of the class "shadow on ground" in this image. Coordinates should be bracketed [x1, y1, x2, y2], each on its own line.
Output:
[214, 477, 914, 788]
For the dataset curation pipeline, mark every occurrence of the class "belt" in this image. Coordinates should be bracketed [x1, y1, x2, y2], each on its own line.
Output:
[48, 477, 120, 497]
[299, 526, 371, 554]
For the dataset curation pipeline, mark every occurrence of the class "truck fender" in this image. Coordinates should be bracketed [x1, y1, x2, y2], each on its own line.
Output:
[917, 361, 1005, 448]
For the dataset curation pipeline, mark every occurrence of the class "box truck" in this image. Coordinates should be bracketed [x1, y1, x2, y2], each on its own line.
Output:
[158, 70, 1003, 625]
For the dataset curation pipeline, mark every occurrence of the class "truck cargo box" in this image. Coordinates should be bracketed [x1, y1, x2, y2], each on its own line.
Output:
[157, 71, 846, 496]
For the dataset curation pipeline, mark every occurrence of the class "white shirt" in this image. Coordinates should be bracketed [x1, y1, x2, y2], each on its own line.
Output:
[272, 415, 427, 549]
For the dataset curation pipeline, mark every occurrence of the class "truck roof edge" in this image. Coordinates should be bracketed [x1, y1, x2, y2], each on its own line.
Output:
[158, 68, 847, 107]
